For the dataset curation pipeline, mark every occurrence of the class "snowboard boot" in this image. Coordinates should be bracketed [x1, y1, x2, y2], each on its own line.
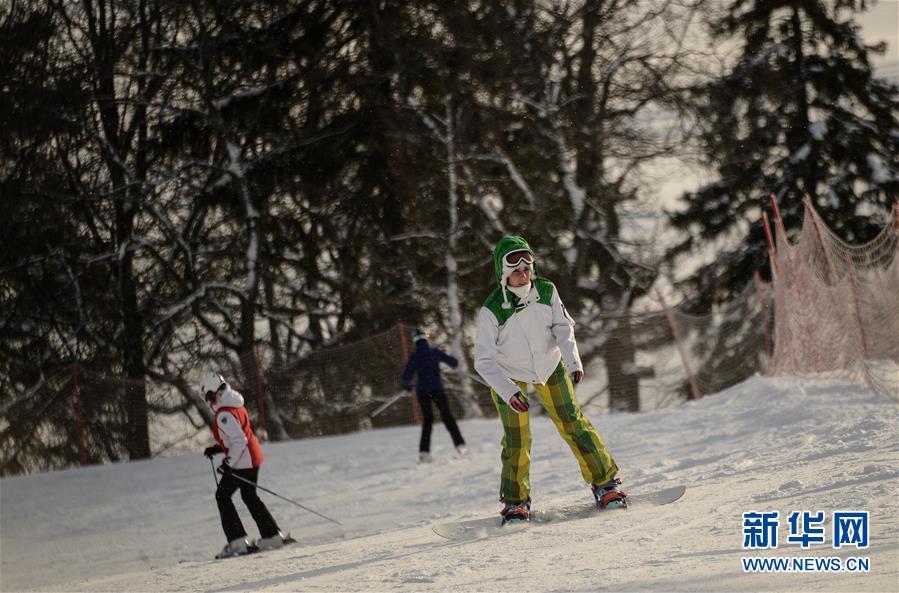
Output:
[256, 531, 286, 551]
[419, 451, 434, 463]
[216, 536, 249, 558]
[592, 477, 628, 509]
[456, 445, 469, 457]
[500, 498, 531, 525]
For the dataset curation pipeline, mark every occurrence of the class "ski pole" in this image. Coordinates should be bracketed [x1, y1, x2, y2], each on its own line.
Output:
[225, 471, 342, 526]
[369, 390, 406, 419]
[210, 457, 219, 487]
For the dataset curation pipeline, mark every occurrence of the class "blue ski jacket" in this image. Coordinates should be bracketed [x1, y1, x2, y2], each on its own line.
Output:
[402, 340, 458, 393]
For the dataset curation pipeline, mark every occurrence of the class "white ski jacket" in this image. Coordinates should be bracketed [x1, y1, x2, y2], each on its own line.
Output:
[474, 280, 582, 403]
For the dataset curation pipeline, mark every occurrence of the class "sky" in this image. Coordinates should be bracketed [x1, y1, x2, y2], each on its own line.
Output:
[859, 0, 898, 71]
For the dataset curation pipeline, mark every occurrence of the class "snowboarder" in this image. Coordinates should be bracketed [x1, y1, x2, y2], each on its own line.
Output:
[201, 372, 286, 557]
[402, 330, 468, 463]
[473, 235, 626, 523]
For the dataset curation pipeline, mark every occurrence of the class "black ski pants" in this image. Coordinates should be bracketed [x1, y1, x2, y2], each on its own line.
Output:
[418, 389, 465, 452]
[215, 466, 280, 542]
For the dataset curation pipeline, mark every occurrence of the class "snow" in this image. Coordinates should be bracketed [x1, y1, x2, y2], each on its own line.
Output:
[866, 153, 892, 184]
[855, 201, 880, 218]
[225, 142, 245, 180]
[808, 121, 828, 141]
[213, 86, 274, 111]
[2, 375, 897, 592]
[553, 129, 585, 219]
[789, 143, 811, 163]
[496, 148, 537, 208]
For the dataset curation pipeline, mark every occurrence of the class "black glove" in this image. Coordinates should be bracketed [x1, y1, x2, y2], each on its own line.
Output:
[217, 458, 232, 476]
[204, 444, 224, 459]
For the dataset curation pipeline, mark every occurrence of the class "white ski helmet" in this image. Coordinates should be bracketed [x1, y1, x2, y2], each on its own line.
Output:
[200, 372, 226, 402]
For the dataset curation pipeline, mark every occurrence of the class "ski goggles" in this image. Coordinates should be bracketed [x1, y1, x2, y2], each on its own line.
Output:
[503, 250, 535, 268]
[204, 384, 225, 403]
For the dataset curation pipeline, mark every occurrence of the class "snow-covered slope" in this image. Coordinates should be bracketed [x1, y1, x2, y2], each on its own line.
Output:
[2, 376, 897, 592]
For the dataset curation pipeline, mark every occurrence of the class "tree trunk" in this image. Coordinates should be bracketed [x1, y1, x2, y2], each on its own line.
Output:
[601, 309, 640, 413]
[444, 95, 482, 417]
[572, 3, 641, 412]
[790, 5, 818, 202]
[598, 201, 641, 412]
[118, 210, 151, 458]
[86, 0, 152, 458]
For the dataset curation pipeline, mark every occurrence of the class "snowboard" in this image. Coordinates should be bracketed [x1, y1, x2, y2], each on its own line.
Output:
[432, 485, 686, 542]
[215, 535, 297, 559]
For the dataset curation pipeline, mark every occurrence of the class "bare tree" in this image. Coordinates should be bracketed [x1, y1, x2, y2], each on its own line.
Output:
[493, 0, 701, 411]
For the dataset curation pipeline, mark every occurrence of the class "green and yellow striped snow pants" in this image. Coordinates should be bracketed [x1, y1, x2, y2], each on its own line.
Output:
[491, 361, 618, 504]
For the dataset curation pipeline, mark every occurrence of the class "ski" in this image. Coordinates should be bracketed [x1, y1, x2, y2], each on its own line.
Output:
[214, 535, 297, 560]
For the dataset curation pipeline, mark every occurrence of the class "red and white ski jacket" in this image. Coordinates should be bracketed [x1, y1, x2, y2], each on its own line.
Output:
[212, 387, 264, 470]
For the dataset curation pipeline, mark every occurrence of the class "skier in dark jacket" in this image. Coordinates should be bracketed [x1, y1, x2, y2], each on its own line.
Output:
[402, 330, 468, 462]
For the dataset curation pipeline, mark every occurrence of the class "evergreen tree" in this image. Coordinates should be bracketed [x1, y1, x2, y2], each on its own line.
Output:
[672, 0, 899, 304]
[0, 4, 94, 473]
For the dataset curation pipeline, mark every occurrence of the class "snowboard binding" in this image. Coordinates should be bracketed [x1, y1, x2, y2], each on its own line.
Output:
[500, 497, 531, 525]
[592, 477, 628, 509]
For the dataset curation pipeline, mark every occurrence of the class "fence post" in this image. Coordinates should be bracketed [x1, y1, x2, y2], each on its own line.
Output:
[769, 193, 794, 267]
[70, 364, 88, 465]
[762, 211, 778, 275]
[398, 322, 421, 424]
[770, 193, 787, 236]
[254, 344, 266, 437]
[657, 290, 700, 400]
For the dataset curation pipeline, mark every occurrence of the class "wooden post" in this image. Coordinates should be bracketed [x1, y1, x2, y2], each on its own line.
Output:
[254, 344, 266, 436]
[398, 322, 421, 423]
[70, 364, 88, 465]
[770, 193, 787, 237]
[769, 193, 793, 266]
[762, 211, 778, 274]
[657, 290, 700, 400]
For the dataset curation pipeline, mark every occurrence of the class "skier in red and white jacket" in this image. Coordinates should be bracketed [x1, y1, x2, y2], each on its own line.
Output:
[201, 372, 285, 557]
